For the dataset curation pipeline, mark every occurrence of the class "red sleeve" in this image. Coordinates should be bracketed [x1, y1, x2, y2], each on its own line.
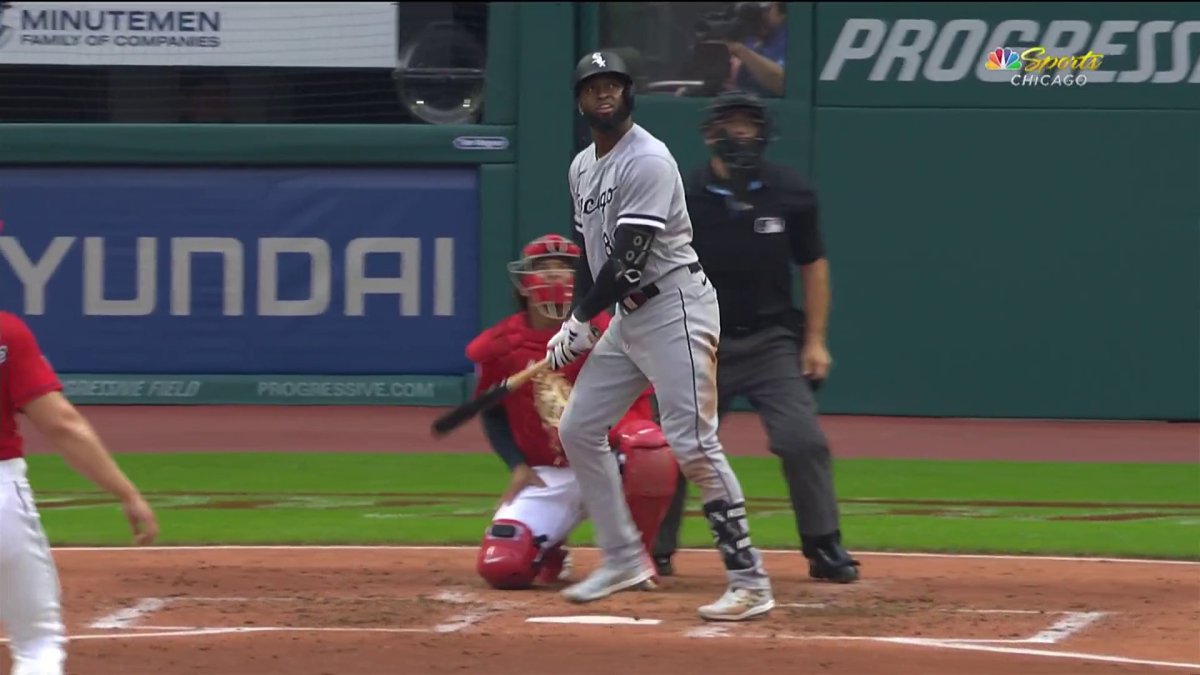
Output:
[472, 359, 507, 397]
[3, 316, 62, 409]
[466, 316, 520, 395]
[465, 324, 505, 365]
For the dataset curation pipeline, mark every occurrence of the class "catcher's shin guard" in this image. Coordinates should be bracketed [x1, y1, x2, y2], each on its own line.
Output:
[476, 519, 541, 590]
[615, 420, 680, 555]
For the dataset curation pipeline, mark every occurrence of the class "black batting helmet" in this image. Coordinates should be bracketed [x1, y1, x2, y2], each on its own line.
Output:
[573, 50, 635, 113]
[701, 89, 774, 140]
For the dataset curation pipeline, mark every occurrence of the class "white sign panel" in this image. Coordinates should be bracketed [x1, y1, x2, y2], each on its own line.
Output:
[0, 2, 398, 68]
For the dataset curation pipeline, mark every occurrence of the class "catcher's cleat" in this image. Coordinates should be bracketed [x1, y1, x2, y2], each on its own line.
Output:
[653, 555, 674, 577]
[537, 546, 572, 584]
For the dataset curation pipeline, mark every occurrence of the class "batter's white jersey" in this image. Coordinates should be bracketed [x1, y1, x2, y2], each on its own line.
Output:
[569, 124, 699, 287]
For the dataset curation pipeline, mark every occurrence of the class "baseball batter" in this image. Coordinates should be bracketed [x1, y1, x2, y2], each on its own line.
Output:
[0, 311, 159, 675]
[469, 235, 679, 590]
[544, 51, 774, 622]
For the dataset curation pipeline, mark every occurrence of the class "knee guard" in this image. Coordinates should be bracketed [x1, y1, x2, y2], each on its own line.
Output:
[476, 519, 540, 590]
[614, 420, 679, 555]
[703, 500, 757, 571]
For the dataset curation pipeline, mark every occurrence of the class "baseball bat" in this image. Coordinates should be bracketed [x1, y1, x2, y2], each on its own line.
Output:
[431, 356, 552, 437]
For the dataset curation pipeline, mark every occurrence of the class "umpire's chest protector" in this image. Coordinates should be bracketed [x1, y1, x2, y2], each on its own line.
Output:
[687, 181, 791, 276]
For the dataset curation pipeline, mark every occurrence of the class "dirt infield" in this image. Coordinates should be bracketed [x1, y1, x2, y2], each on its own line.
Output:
[7, 406, 1197, 673]
[2, 547, 1196, 675]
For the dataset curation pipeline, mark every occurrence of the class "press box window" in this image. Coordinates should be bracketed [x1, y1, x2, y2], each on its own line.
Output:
[597, 2, 787, 98]
[0, 2, 488, 124]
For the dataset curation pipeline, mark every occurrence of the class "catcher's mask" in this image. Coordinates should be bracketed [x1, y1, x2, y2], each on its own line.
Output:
[508, 234, 580, 321]
[702, 90, 774, 190]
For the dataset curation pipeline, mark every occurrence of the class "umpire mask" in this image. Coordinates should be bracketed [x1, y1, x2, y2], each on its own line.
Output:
[703, 90, 772, 192]
[711, 127, 768, 190]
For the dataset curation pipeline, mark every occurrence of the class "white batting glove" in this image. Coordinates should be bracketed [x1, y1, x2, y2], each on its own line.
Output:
[546, 314, 600, 370]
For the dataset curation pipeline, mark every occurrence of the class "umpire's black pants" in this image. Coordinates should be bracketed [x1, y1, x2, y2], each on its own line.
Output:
[652, 324, 843, 558]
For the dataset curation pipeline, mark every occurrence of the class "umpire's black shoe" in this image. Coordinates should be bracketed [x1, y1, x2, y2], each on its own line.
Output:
[806, 533, 864, 581]
[653, 555, 674, 577]
[811, 542, 859, 581]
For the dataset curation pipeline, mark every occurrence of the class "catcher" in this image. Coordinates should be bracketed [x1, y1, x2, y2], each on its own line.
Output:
[469, 234, 679, 590]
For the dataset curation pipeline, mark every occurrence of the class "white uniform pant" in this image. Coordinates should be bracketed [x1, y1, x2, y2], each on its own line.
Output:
[0, 459, 66, 675]
[491, 466, 585, 549]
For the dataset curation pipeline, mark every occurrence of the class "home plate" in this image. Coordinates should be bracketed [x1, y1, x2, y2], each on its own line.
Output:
[526, 616, 662, 626]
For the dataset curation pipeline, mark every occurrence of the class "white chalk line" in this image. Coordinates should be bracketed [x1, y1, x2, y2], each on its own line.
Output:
[86, 588, 516, 638]
[684, 632, 1198, 670]
[942, 608, 1046, 615]
[877, 638, 1200, 671]
[929, 611, 1109, 645]
[684, 625, 731, 638]
[430, 589, 516, 634]
[3, 626, 435, 644]
[526, 616, 663, 626]
[686, 611, 1103, 646]
[48, 544, 1200, 566]
[1026, 611, 1107, 644]
[88, 598, 169, 629]
[679, 608, 1200, 670]
[431, 596, 490, 633]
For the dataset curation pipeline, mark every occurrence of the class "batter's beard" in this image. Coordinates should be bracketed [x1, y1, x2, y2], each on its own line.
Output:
[585, 104, 631, 132]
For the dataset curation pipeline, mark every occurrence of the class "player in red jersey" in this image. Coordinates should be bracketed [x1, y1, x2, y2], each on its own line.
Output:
[0, 312, 159, 675]
[468, 235, 679, 590]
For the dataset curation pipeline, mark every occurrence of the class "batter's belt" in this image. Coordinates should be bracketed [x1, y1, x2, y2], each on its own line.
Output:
[619, 262, 704, 314]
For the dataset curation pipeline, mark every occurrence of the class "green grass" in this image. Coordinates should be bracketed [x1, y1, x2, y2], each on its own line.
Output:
[25, 453, 1200, 559]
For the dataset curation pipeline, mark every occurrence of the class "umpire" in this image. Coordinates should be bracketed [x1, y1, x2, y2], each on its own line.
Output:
[651, 90, 860, 583]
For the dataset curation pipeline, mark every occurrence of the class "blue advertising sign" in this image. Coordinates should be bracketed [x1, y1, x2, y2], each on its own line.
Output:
[0, 167, 479, 375]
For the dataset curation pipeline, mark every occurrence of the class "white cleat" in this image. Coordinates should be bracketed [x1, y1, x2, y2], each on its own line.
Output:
[561, 563, 657, 603]
[697, 587, 775, 622]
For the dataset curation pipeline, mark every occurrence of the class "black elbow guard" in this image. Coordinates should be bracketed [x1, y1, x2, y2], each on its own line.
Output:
[610, 224, 657, 282]
[573, 224, 658, 321]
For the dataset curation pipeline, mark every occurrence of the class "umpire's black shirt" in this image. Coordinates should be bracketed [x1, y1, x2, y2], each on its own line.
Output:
[685, 160, 825, 339]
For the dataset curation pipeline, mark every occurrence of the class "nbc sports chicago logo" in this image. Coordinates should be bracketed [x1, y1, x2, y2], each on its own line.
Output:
[985, 46, 1104, 87]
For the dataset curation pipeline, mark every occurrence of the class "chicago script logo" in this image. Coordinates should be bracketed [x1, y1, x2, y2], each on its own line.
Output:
[580, 186, 616, 216]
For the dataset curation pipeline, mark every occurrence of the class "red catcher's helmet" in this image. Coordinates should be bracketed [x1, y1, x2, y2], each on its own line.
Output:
[507, 234, 580, 321]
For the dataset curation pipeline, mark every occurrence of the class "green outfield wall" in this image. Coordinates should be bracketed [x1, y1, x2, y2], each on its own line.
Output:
[1, 2, 1195, 420]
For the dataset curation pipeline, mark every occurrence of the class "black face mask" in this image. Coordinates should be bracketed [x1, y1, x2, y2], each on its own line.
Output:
[711, 128, 767, 192]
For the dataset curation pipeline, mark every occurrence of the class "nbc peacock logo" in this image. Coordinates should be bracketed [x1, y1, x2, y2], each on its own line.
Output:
[985, 48, 1022, 71]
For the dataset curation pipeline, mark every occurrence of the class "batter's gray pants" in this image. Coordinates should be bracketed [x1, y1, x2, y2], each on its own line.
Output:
[557, 266, 771, 591]
[653, 324, 843, 558]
